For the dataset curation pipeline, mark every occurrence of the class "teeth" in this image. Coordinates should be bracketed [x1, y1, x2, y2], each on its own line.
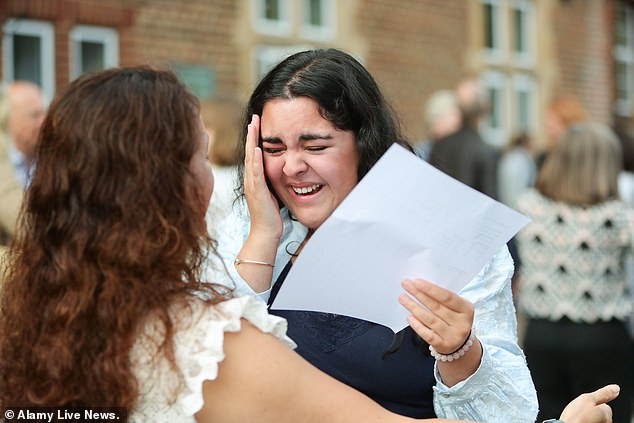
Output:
[293, 184, 322, 195]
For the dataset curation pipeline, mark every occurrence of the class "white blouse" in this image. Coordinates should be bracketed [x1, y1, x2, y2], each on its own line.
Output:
[129, 296, 295, 421]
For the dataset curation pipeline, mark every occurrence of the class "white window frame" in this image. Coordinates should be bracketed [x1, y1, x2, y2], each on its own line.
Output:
[614, 4, 634, 116]
[481, 0, 507, 64]
[300, 0, 336, 41]
[512, 73, 537, 134]
[69, 25, 119, 80]
[251, 0, 292, 36]
[511, 0, 535, 67]
[2, 18, 55, 103]
[481, 71, 509, 147]
[254, 45, 312, 83]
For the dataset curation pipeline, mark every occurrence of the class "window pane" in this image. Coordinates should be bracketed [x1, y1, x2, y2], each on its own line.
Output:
[616, 7, 628, 47]
[308, 0, 323, 26]
[81, 41, 105, 74]
[517, 91, 530, 130]
[484, 3, 495, 49]
[264, 0, 280, 21]
[514, 8, 525, 53]
[488, 87, 500, 128]
[13, 34, 41, 86]
[617, 61, 631, 101]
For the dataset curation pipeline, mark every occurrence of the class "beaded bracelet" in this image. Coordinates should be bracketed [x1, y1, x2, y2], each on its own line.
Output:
[429, 329, 476, 362]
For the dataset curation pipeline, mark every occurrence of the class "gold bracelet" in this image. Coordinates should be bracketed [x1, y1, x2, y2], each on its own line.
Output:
[234, 258, 274, 267]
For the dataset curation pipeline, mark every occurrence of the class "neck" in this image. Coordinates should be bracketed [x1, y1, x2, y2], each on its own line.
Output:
[292, 228, 315, 262]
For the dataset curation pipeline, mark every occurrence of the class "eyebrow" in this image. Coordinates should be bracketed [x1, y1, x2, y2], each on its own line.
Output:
[300, 134, 333, 141]
[261, 134, 334, 144]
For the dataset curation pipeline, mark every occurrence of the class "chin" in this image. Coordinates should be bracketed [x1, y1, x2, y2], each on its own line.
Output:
[294, 215, 326, 231]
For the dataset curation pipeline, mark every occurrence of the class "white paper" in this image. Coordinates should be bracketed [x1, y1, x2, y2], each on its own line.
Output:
[271, 144, 530, 332]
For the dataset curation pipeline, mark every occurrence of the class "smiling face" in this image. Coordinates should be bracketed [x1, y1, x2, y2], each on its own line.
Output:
[260, 97, 359, 230]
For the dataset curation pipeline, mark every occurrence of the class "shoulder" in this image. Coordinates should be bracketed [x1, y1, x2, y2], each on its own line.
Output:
[131, 296, 295, 419]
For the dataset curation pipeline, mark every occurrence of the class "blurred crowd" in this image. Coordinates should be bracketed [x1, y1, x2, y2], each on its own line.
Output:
[415, 80, 634, 423]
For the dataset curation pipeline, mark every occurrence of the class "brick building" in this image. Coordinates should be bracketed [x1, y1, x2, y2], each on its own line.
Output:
[0, 0, 632, 151]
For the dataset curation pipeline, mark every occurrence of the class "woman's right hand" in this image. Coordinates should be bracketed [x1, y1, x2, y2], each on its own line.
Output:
[236, 115, 282, 293]
[243, 114, 283, 240]
[559, 384, 619, 423]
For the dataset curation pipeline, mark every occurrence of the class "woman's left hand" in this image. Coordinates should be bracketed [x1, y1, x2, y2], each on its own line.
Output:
[399, 279, 474, 355]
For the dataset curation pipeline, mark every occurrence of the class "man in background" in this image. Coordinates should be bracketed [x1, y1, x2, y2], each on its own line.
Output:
[428, 77, 499, 199]
[0, 81, 46, 244]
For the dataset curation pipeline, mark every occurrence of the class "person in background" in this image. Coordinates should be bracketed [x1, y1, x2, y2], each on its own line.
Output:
[613, 115, 634, 418]
[536, 95, 588, 170]
[205, 96, 244, 239]
[209, 48, 537, 421]
[0, 81, 46, 244]
[412, 90, 461, 161]
[497, 132, 537, 302]
[516, 122, 633, 423]
[498, 132, 537, 209]
[428, 77, 499, 199]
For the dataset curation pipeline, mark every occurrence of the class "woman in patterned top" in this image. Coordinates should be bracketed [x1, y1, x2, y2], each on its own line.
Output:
[516, 122, 634, 422]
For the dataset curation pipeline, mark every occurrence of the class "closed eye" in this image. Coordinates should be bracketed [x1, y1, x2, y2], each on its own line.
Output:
[262, 146, 285, 155]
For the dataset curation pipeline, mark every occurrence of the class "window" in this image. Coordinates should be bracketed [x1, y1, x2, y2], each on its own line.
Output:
[254, 45, 311, 82]
[479, 0, 537, 147]
[482, 71, 508, 147]
[69, 25, 119, 80]
[511, 0, 534, 66]
[482, 0, 505, 62]
[512, 73, 536, 133]
[300, 0, 335, 40]
[2, 19, 55, 102]
[252, 0, 291, 36]
[614, 3, 633, 116]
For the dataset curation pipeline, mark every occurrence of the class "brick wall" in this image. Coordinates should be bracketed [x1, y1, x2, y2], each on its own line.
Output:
[552, 0, 613, 123]
[0, 0, 624, 140]
[357, 0, 468, 141]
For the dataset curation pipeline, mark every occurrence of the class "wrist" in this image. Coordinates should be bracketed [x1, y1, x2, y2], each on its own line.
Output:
[249, 226, 282, 244]
[429, 329, 477, 362]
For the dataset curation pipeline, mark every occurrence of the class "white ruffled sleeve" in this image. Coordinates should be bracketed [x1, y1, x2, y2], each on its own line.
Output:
[432, 247, 538, 423]
[176, 296, 296, 415]
[130, 296, 295, 422]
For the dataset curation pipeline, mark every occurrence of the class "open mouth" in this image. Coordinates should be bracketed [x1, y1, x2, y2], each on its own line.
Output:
[292, 184, 323, 196]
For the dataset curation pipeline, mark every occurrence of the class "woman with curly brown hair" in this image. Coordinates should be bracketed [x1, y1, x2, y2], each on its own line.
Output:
[0, 66, 619, 423]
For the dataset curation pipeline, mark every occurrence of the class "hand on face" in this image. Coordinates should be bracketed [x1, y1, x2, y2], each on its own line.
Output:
[244, 114, 283, 240]
[399, 279, 474, 355]
[559, 384, 618, 423]
[259, 98, 358, 231]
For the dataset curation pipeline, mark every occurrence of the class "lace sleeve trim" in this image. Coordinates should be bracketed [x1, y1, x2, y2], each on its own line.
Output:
[176, 296, 296, 416]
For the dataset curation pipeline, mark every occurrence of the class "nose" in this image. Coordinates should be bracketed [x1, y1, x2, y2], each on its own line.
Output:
[282, 151, 309, 176]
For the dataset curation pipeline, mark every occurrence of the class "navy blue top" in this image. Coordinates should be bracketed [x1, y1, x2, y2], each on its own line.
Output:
[268, 260, 436, 418]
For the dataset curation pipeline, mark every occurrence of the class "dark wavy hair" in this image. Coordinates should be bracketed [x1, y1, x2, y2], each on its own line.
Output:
[237, 48, 410, 199]
[0, 67, 226, 407]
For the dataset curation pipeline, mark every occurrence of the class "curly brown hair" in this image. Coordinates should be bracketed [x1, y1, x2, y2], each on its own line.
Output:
[0, 67, 227, 407]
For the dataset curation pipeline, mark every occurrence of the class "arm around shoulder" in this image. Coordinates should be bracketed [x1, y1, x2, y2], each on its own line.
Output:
[196, 320, 467, 423]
